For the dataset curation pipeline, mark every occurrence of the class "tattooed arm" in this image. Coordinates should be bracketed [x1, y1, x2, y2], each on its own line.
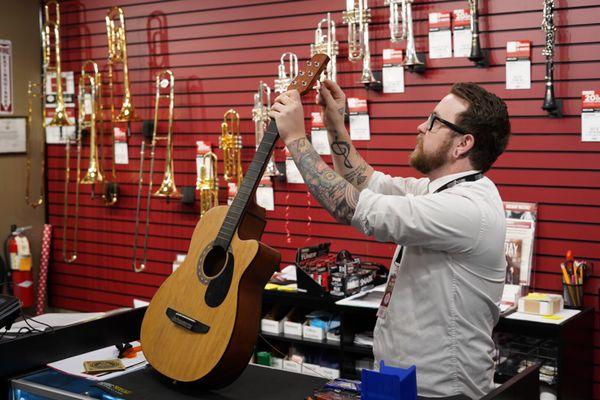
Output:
[317, 80, 374, 191]
[287, 137, 359, 225]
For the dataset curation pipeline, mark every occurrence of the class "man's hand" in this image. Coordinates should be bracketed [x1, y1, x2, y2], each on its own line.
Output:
[269, 90, 306, 146]
[316, 79, 346, 129]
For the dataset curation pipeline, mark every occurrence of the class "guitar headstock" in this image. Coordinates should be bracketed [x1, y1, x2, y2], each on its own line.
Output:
[287, 54, 330, 96]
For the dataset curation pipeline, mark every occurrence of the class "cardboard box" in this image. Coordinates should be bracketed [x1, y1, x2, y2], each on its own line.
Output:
[302, 321, 326, 341]
[518, 293, 563, 316]
[302, 362, 322, 377]
[283, 308, 304, 337]
[283, 359, 302, 373]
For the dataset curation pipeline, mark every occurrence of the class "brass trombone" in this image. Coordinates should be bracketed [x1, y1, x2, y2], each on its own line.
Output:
[132, 69, 179, 273]
[78, 61, 103, 192]
[43, 0, 72, 129]
[196, 144, 219, 217]
[106, 6, 139, 136]
[219, 109, 243, 186]
[25, 82, 45, 209]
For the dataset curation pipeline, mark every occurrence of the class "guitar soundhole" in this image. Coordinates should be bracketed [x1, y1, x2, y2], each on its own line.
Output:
[202, 245, 228, 278]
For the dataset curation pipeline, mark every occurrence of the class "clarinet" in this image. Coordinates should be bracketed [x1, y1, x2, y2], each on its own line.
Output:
[467, 0, 483, 63]
[541, 0, 558, 114]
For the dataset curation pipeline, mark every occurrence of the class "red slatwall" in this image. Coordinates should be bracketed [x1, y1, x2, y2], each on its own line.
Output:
[49, 0, 600, 395]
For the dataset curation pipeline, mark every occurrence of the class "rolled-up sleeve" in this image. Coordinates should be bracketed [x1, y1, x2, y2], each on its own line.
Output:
[351, 188, 483, 253]
[368, 171, 429, 196]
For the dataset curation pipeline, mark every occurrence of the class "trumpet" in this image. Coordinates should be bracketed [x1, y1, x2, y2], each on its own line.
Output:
[106, 7, 139, 136]
[386, 0, 407, 42]
[274, 52, 298, 94]
[220, 109, 243, 186]
[310, 12, 338, 82]
[42, 0, 72, 129]
[402, 0, 424, 72]
[252, 81, 278, 177]
[132, 69, 180, 273]
[78, 61, 103, 193]
[196, 145, 219, 217]
[343, 0, 377, 85]
[25, 82, 45, 208]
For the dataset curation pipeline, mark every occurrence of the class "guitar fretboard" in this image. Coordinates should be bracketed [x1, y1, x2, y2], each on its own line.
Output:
[214, 120, 279, 250]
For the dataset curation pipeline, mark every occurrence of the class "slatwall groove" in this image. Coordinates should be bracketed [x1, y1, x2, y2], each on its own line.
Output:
[51, 0, 600, 394]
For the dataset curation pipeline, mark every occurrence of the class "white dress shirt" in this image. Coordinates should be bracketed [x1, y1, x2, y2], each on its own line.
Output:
[351, 170, 506, 399]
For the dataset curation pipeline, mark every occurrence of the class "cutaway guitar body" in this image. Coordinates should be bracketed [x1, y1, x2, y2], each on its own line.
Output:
[140, 53, 330, 388]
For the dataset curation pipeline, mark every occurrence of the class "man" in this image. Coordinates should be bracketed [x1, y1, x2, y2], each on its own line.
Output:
[269, 79, 511, 399]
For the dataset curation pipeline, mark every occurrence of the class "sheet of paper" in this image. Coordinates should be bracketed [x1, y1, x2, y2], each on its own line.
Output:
[506, 60, 531, 90]
[47, 341, 147, 381]
[335, 284, 385, 309]
[0, 312, 105, 333]
[383, 65, 405, 93]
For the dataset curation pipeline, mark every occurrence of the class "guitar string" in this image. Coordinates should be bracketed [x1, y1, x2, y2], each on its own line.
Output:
[257, 333, 332, 380]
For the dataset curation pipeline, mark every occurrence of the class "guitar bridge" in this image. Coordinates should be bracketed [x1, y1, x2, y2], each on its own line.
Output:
[166, 308, 210, 334]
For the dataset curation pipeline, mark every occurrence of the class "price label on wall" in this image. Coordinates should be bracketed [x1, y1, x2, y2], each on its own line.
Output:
[114, 127, 129, 164]
[452, 9, 471, 58]
[582, 90, 600, 142]
[382, 49, 405, 93]
[429, 12, 452, 59]
[310, 111, 330, 155]
[347, 97, 370, 141]
[506, 41, 531, 90]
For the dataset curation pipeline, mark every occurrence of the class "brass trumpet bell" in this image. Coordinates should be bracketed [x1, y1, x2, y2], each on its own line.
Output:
[48, 104, 73, 127]
[116, 95, 139, 122]
[80, 159, 104, 185]
[154, 171, 180, 198]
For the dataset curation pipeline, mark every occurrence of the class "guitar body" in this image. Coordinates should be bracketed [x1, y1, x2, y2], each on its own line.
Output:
[140, 205, 280, 387]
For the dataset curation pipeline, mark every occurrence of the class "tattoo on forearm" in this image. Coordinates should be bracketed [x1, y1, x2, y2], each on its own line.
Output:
[331, 131, 353, 169]
[337, 107, 345, 116]
[288, 137, 358, 225]
[344, 164, 368, 187]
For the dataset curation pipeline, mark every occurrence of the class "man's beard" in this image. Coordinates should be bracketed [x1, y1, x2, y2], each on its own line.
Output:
[409, 135, 454, 174]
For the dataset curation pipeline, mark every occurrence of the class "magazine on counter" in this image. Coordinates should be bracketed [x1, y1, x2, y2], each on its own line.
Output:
[500, 202, 537, 315]
[503, 201, 537, 286]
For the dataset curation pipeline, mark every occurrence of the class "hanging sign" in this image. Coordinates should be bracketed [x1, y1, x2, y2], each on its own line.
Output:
[256, 176, 275, 211]
[506, 40, 531, 90]
[114, 127, 129, 164]
[347, 97, 370, 141]
[582, 90, 600, 142]
[452, 9, 471, 58]
[310, 111, 330, 155]
[0, 40, 13, 115]
[382, 49, 405, 94]
[428, 11, 452, 59]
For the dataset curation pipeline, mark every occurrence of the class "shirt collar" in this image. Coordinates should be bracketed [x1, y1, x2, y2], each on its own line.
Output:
[428, 170, 481, 194]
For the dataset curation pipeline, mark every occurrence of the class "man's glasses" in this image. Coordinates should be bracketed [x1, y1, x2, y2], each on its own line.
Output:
[426, 113, 468, 135]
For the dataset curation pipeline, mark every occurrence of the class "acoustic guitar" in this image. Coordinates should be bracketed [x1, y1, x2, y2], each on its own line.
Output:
[140, 54, 330, 387]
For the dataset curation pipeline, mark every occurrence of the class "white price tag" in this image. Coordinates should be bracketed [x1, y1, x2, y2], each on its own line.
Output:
[506, 60, 531, 90]
[453, 29, 471, 57]
[114, 142, 129, 164]
[349, 114, 370, 141]
[582, 112, 600, 141]
[285, 158, 304, 184]
[428, 30, 452, 59]
[83, 93, 93, 115]
[383, 65, 405, 93]
[311, 129, 330, 155]
[256, 185, 275, 211]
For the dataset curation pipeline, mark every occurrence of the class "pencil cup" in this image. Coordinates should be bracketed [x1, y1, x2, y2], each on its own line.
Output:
[562, 283, 583, 308]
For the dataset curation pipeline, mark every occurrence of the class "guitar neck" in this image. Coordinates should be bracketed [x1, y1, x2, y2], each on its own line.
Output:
[214, 120, 279, 250]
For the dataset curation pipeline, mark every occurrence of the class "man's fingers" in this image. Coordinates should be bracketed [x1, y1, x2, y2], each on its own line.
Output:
[319, 84, 335, 105]
[274, 93, 291, 105]
[323, 79, 345, 99]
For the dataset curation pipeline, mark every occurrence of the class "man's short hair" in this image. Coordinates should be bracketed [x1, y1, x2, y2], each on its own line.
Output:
[450, 83, 511, 172]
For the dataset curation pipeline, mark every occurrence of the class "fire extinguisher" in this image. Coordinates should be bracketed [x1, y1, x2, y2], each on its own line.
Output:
[4, 225, 34, 307]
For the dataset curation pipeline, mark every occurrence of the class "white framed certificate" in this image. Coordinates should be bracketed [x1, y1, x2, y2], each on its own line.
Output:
[0, 116, 26, 154]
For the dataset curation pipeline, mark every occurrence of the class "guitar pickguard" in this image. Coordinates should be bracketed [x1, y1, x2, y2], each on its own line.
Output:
[197, 243, 234, 308]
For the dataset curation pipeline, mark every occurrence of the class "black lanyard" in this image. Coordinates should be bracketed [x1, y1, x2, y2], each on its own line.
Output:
[433, 172, 483, 194]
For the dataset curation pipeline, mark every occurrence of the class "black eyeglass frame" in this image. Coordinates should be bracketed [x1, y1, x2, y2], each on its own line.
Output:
[427, 113, 469, 135]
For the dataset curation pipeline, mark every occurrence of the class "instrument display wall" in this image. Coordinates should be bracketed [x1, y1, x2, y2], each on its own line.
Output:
[45, 0, 600, 395]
